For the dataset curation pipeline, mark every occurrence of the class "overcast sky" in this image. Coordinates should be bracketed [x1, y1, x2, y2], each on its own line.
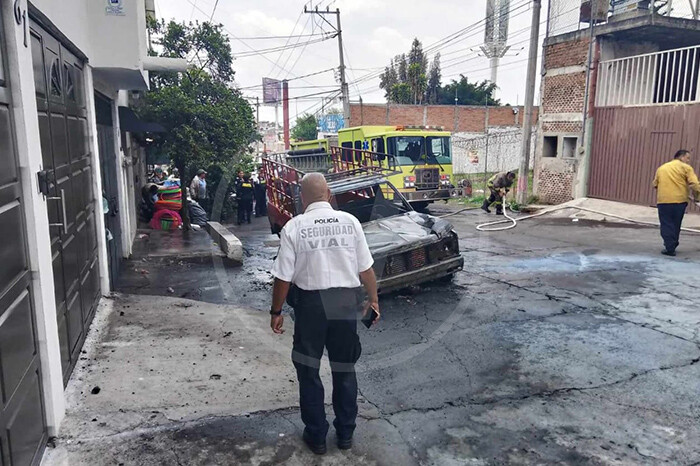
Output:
[154, 0, 556, 123]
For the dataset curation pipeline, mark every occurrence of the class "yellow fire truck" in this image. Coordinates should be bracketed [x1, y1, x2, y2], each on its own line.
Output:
[336, 125, 460, 209]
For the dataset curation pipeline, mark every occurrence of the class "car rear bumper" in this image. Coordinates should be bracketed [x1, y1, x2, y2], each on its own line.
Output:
[377, 255, 464, 293]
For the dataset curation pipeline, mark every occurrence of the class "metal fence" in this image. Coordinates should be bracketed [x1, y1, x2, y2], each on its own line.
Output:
[547, 0, 698, 38]
[596, 44, 700, 107]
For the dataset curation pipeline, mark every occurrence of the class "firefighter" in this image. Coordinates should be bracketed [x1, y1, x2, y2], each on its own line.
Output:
[236, 173, 254, 225]
[269, 172, 378, 455]
[482, 171, 516, 215]
[254, 172, 268, 217]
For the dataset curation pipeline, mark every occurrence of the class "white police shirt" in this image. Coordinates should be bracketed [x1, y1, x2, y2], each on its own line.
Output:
[271, 201, 374, 290]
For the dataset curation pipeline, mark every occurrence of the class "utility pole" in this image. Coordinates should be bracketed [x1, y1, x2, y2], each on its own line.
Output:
[256, 97, 261, 157]
[516, 0, 541, 205]
[305, 6, 350, 122]
[283, 80, 290, 150]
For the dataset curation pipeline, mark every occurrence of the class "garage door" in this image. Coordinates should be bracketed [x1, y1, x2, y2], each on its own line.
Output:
[0, 12, 48, 466]
[30, 19, 100, 383]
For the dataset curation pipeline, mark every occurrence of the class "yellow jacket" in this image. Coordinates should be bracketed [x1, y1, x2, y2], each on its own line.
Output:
[653, 159, 700, 204]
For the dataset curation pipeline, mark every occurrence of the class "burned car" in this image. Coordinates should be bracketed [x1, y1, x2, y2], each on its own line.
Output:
[262, 151, 463, 293]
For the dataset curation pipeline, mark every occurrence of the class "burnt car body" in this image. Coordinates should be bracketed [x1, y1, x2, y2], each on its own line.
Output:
[324, 173, 463, 293]
[262, 151, 464, 293]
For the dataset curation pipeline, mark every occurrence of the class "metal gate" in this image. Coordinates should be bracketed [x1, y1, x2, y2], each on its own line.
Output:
[589, 104, 700, 208]
[0, 11, 48, 466]
[96, 94, 122, 287]
[30, 20, 100, 383]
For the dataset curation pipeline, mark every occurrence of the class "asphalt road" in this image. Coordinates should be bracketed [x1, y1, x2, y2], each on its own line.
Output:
[116, 206, 700, 465]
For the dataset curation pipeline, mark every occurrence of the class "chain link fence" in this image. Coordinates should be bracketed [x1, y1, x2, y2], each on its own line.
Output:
[548, 0, 698, 38]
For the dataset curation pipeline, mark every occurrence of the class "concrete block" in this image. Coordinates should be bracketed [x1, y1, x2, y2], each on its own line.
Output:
[207, 221, 243, 265]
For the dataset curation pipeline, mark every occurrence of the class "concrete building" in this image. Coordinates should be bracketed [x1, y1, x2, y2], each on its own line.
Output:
[0, 1, 184, 464]
[535, 3, 700, 205]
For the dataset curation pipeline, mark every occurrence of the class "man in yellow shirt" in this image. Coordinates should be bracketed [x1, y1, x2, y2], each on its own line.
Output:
[652, 150, 700, 256]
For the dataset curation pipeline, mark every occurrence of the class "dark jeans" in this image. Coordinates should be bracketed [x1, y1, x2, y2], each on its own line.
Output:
[237, 199, 252, 224]
[658, 202, 687, 253]
[291, 287, 362, 443]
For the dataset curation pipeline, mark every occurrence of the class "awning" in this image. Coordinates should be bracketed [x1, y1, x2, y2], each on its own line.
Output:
[118, 106, 166, 133]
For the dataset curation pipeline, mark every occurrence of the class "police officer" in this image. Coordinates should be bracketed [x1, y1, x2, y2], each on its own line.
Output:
[236, 174, 254, 225]
[269, 172, 379, 455]
[482, 171, 516, 215]
[254, 172, 268, 217]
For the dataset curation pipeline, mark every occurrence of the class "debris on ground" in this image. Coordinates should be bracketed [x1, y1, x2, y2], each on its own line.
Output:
[90, 386, 101, 395]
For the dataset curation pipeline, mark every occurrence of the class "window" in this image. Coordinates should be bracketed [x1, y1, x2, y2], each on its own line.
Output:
[64, 64, 75, 102]
[427, 136, 451, 164]
[371, 138, 385, 154]
[543, 136, 557, 158]
[50, 58, 62, 98]
[341, 141, 353, 162]
[386, 136, 425, 166]
[562, 137, 578, 158]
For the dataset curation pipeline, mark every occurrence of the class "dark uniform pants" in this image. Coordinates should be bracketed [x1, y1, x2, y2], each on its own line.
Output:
[658, 202, 686, 253]
[486, 187, 505, 213]
[237, 199, 253, 224]
[255, 192, 267, 216]
[291, 287, 362, 443]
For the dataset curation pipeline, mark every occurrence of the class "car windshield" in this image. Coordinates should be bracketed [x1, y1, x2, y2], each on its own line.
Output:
[333, 181, 412, 224]
[387, 136, 452, 165]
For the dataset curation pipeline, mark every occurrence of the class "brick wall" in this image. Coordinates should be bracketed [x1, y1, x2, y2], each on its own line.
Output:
[537, 164, 576, 204]
[534, 35, 592, 204]
[542, 72, 587, 114]
[545, 37, 590, 69]
[349, 104, 538, 132]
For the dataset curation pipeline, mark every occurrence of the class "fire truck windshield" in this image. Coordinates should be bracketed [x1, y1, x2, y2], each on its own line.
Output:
[387, 136, 451, 166]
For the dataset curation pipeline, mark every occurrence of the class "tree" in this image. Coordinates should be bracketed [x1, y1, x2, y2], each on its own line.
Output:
[436, 75, 501, 106]
[379, 40, 430, 104]
[291, 114, 318, 141]
[425, 53, 441, 104]
[137, 20, 257, 227]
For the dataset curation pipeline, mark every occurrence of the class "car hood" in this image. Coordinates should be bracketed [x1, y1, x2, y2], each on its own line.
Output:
[362, 211, 454, 254]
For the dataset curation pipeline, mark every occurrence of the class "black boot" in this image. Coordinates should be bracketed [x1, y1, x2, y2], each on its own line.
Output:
[495, 208, 503, 216]
[481, 200, 491, 213]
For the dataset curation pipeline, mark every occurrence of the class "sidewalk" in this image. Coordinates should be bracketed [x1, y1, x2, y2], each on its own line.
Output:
[530, 197, 700, 229]
[42, 294, 410, 465]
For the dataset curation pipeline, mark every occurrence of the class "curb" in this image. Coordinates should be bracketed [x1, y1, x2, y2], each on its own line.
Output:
[207, 221, 243, 265]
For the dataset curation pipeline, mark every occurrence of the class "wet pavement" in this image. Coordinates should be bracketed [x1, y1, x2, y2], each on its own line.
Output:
[54, 207, 700, 465]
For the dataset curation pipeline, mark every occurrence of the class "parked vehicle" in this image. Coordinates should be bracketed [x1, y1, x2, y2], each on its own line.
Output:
[261, 148, 464, 293]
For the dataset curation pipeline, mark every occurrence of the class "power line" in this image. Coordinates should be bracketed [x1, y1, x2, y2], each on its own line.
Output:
[228, 32, 332, 40]
[232, 34, 334, 58]
[208, 0, 219, 21]
[267, 9, 305, 77]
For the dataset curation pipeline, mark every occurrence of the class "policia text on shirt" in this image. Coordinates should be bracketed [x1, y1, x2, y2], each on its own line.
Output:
[269, 173, 379, 455]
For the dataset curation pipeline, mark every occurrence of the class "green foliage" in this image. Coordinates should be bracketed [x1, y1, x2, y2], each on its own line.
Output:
[136, 20, 258, 225]
[379, 39, 501, 106]
[291, 114, 318, 141]
[437, 75, 500, 106]
[379, 39, 433, 104]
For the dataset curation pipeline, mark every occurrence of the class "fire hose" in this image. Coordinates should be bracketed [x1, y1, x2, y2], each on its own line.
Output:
[438, 203, 700, 234]
[474, 204, 700, 233]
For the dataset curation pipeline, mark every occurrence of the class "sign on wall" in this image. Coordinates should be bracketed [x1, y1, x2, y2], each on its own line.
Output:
[106, 0, 126, 16]
[318, 114, 344, 133]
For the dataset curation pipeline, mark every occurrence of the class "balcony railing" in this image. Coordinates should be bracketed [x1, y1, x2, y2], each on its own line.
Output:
[595, 44, 700, 107]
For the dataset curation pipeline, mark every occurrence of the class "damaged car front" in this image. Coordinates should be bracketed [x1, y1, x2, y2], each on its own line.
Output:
[328, 174, 464, 294]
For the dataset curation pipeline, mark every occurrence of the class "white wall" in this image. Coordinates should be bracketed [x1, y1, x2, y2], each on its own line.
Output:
[453, 127, 536, 175]
[32, 0, 146, 71]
